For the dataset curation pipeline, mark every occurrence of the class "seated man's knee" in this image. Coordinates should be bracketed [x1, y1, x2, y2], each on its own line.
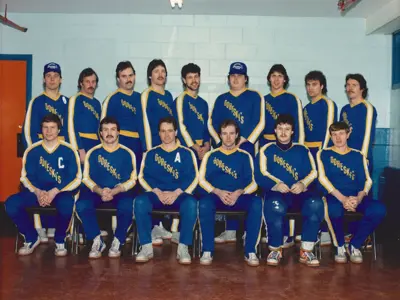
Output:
[303, 198, 324, 220]
[117, 198, 134, 214]
[367, 201, 386, 220]
[265, 197, 286, 217]
[199, 196, 215, 213]
[249, 195, 262, 214]
[181, 195, 197, 214]
[5, 194, 24, 216]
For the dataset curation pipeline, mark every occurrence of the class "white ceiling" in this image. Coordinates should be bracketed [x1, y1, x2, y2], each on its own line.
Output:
[0, 0, 394, 18]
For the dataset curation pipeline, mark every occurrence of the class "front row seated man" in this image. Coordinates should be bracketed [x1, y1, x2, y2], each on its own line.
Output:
[134, 116, 199, 265]
[76, 117, 137, 259]
[6, 114, 81, 256]
[199, 119, 262, 266]
[317, 121, 386, 264]
[256, 114, 323, 267]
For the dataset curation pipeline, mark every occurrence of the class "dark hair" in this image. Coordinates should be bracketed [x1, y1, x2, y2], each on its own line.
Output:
[219, 119, 241, 145]
[100, 117, 120, 132]
[77, 68, 99, 91]
[267, 64, 289, 89]
[305, 70, 328, 95]
[41, 114, 62, 130]
[181, 63, 201, 79]
[116, 61, 136, 79]
[147, 59, 167, 86]
[329, 121, 350, 134]
[345, 73, 368, 99]
[227, 74, 250, 87]
[158, 116, 177, 131]
[274, 114, 295, 131]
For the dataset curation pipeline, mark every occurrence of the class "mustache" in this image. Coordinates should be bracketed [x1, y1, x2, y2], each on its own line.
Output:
[106, 135, 114, 138]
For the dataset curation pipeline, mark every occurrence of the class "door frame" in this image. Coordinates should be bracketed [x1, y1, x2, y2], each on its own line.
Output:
[0, 54, 32, 106]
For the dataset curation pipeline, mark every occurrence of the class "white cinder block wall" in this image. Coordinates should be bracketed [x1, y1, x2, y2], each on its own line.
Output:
[0, 13, 393, 127]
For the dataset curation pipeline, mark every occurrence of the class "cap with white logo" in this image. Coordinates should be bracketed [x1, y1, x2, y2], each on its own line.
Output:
[44, 62, 62, 76]
[229, 62, 247, 76]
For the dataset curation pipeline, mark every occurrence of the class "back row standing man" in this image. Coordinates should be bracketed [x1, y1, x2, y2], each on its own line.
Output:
[208, 62, 265, 243]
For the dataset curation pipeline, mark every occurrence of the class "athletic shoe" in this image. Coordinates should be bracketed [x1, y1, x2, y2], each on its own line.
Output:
[267, 249, 282, 266]
[171, 232, 180, 244]
[344, 233, 353, 243]
[200, 252, 213, 265]
[37, 228, 49, 243]
[282, 236, 295, 248]
[18, 237, 40, 256]
[177, 243, 191, 265]
[154, 225, 172, 240]
[214, 230, 236, 244]
[89, 235, 106, 259]
[299, 249, 319, 267]
[245, 253, 260, 267]
[364, 235, 373, 249]
[349, 245, 363, 264]
[108, 237, 122, 258]
[320, 232, 332, 246]
[151, 227, 163, 246]
[136, 243, 153, 263]
[47, 228, 56, 238]
[55, 243, 68, 257]
[335, 245, 348, 263]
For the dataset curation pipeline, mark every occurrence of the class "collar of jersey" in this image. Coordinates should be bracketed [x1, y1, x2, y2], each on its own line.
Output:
[270, 89, 287, 97]
[161, 143, 180, 152]
[78, 91, 94, 99]
[118, 88, 133, 96]
[42, 141, 61, 154]
[218, 147, 238, 155]
[184, 91, 198, 99]
[229, 88, 247, 98]
[349, 99, 365, 108]
[102, 144, 120, 153]
[43, 92, 61, 101]
[331, 146, 351, 155]
[150, 87, 165, 96]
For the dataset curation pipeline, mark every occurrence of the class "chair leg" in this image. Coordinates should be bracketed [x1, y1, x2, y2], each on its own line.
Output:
[132, 220, 139, 256]
[15, 231, 19, 254]
[70, 215, 75, 255]
[373, 231, 377, 261]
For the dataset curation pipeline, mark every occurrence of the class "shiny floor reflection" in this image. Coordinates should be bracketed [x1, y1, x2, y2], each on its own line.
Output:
[1, 237, 400, 300]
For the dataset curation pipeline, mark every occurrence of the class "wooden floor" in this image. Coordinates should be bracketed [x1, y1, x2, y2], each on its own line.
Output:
[1, 237, 400, 300]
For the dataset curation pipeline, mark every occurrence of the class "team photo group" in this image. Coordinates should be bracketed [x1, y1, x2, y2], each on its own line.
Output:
[4, 58, 386, 268]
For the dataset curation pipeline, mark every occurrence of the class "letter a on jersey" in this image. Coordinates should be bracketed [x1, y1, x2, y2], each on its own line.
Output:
[174, 152, 181, 163]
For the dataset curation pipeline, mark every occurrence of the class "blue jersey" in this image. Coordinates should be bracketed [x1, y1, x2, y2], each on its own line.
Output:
[303, 96, 337, 159]
[101, 89, 144, 153]
[22, 93, 69, 148]
[208, 89, 265, 145]
[82, 144, 137, 192]
[139, 144, 198, 194]
[141, 88, 174, 151]
[262, 91, 305, 145]
[68, 92, 101, 152]
[340, 100, 377, 161]
[199, 147, 257, 194]
[20, 140, 81, 192]
[255, 143, 317, 191]
[174, 92, 210, 148]
[317, 147, 372, 196]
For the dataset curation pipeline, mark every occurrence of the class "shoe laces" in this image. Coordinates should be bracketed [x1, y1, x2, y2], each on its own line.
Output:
[337, 246, 346, 256]
[248, 253, 258, 260]
[268, 250, 281, 260]
[202, 251, 212, 259]
[303, 251, 317, 261]
[351, 246, 362, 256]
[92, 236, 103, 251]
[111, 238, 120, 250]
[21, 242, 32, 249]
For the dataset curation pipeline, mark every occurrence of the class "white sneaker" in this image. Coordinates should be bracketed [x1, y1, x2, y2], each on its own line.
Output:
[18, 238, 40, 256]
[136, 243, 153, 263]
[177, 243, 191, 265]
[320, 232, 332, 246]
[125, 232, 133, 243]
[171, 232, 180, 244]
[282, 236, 295, 248]
[245, 253, 260, 267]
[214, 230, 236, 244]
[55, 243, 68, 257]
[200, 251, 213, 265]
[349, 245, 363, 264]
[108, 237, 122, 258]
[299, 249, 319, 267]
[267, 249, 282, 266]
[154, 225, 173, 239]
[335, 245, 348, 264]
[47, 228, 56, 238]
[37, 228, 49, 243]
[89, 235, 106, 259]
[151, 227, 163, 246]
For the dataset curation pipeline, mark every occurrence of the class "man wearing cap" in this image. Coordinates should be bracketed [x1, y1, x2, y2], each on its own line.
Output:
[22, 62, 69, 242]
[102, 61, 143, 168]
[68, 68, 101, 164]
[208, 62, 265, 243]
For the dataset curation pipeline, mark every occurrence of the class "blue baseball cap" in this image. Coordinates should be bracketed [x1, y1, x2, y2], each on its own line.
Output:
[229, 62, 247, 75]
[44, 62, 62, 76]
